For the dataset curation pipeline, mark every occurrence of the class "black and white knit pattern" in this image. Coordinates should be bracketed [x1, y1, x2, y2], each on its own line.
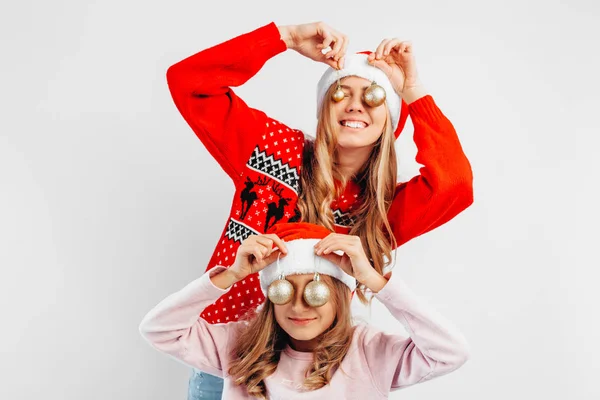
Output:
[333, 209, 355, 227]
[225, 218, 258, 244]
[247, 147, 299, 192]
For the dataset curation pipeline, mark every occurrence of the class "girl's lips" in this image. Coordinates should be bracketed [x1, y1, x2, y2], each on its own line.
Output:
[288, 318, 317, 326]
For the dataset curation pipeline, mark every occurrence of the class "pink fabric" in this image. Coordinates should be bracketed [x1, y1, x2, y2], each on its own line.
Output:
[140, 268, 469, 398]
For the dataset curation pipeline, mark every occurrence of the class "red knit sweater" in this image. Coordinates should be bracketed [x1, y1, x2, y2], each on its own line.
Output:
[166, 23, 473, 323]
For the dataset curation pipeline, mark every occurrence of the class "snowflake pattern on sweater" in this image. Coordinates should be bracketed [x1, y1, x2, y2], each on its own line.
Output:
[165, 22, 473, 325]
[201, 119, 358, 323]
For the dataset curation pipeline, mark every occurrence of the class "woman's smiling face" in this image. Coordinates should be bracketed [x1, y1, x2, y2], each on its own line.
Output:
[331, 76, 388, 149]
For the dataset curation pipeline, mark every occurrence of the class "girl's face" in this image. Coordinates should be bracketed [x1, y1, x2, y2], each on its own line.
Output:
[331, 76, 388, 149]
[273, 274, 337, 351]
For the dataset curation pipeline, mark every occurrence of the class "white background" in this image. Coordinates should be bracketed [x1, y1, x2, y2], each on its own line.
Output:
[1, 0, 598, 399]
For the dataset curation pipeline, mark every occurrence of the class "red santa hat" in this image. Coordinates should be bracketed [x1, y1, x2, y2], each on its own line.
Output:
[316, 51, 410, 139]
[259, 222, 357, 294]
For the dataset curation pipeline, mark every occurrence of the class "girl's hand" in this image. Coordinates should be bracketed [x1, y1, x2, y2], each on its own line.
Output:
[314, 233, 386, 291]
[229, 234, 288, 281]
[367, 39, 426, 102]
[278, 22, 348, 69]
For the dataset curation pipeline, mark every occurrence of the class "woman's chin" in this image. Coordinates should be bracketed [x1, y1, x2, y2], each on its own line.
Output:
[336, 137, 372, 150]
[335, 129, 380, 150]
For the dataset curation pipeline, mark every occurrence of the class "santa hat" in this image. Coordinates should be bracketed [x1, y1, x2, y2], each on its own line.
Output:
[259, 222, 357, 294]
[316, 52, 410, 139]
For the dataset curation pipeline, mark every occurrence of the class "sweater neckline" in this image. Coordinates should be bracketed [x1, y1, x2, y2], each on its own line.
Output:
[283, 345, 314, 361]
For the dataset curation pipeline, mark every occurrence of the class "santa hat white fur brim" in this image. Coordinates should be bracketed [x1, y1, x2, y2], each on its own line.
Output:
[259, 239, 357, 294]
[316, 53, 401, 132]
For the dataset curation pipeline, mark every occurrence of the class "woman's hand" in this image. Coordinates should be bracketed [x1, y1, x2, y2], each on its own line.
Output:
[212, 234, 288, 290]
[314, 233, 387, 292]
[367, 39, 427, 103]
[229, 234, 288, 281]
[278, 22, 348, 69]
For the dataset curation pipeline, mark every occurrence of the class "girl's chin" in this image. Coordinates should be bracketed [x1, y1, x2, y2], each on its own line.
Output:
[288, 332, 321, 341]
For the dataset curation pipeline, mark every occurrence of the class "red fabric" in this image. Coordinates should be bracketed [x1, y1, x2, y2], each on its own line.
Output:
[166, 22, 473, 324]
[267, 222, 332, 241]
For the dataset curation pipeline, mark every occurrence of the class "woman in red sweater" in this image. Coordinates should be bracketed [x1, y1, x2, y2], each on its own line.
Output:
[164, 21, 473, 399]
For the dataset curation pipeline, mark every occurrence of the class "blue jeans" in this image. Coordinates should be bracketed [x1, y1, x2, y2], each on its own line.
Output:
[187, 369, 224, 400]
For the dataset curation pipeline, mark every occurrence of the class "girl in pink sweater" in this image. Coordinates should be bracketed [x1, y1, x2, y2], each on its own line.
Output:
[140, 222, 469, 399]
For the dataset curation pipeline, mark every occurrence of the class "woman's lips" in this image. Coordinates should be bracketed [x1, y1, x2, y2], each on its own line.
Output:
[288, 318, 317, 326]
[340, 120, 368, 129]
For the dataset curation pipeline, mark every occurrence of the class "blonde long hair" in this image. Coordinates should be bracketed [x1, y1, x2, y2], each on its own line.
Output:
[297, 83, 398, 303]
[228, 275, 354, 399]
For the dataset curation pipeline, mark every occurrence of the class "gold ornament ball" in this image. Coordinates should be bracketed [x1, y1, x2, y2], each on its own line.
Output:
[268, 279, 294, 305]
[363, 84, 386, 107]
[331, 88, 345, 102]
[303, 280, 331, 307]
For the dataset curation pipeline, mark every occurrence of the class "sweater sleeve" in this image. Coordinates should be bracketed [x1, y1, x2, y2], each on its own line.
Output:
[362, 272, 470, 393]
[388, 95, 474, 246]
[138, 267, 241, 377]
[166, 23, 287, 183]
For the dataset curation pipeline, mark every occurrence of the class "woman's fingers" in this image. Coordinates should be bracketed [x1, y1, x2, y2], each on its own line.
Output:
[401, 41, 412, 54]
[371, 38, 412, 62]
[254, 236, 273, 252]
[242, 244, 264, 263]
[334, 33, 348, 69]
[293, 22, 348, 69]
[262, 233, 288, 254]
[246, 234, 287, 254]
[314, 233, 335, 254]
[369, 57, 394, 76]
[390, 41, 413, 61]
[315, 234, 362, 256]
[374, 38, 394, 59]
[320, 253, 354, 276]
[260, 249, 284, 269]
[324, 36, 347, 68]
[317, 23, 337, 55]
[328, 32, 347, 60]
[314, 23, 347, 69]
[384, 38, 402, 56]
[321, 33, 335, 53]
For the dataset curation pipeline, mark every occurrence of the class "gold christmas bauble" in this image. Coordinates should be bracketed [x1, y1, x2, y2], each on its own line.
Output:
[268, 279, 294, 305]
[363, 84, 386, 107]
[303, 280, 330, 308]
[331, 87, 345, 102]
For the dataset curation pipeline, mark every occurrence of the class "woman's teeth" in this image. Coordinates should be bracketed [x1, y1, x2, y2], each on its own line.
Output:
[342, 121, 367, 129]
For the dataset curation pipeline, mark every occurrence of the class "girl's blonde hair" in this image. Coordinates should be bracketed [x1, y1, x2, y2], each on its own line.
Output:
[297, 82, 398, 303]
[228, 275, 354, 399]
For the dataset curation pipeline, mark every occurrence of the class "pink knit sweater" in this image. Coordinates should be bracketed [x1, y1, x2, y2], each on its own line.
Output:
[140, 268, 469, 398]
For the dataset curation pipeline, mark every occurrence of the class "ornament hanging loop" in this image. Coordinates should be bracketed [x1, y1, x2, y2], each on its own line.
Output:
[268, 252, 294, 306]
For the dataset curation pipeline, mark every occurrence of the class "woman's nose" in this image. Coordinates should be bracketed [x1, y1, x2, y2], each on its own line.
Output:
[346, 94, 365, 113]
[290, 288, 310, 310]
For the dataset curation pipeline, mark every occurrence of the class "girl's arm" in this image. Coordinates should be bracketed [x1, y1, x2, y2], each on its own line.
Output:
[388, 95, 474, 246]
[362, 271, 470, 392]
[138, 267, 239, 377]
[166, 23, 286, 183]
[139, 233, 287, 374]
